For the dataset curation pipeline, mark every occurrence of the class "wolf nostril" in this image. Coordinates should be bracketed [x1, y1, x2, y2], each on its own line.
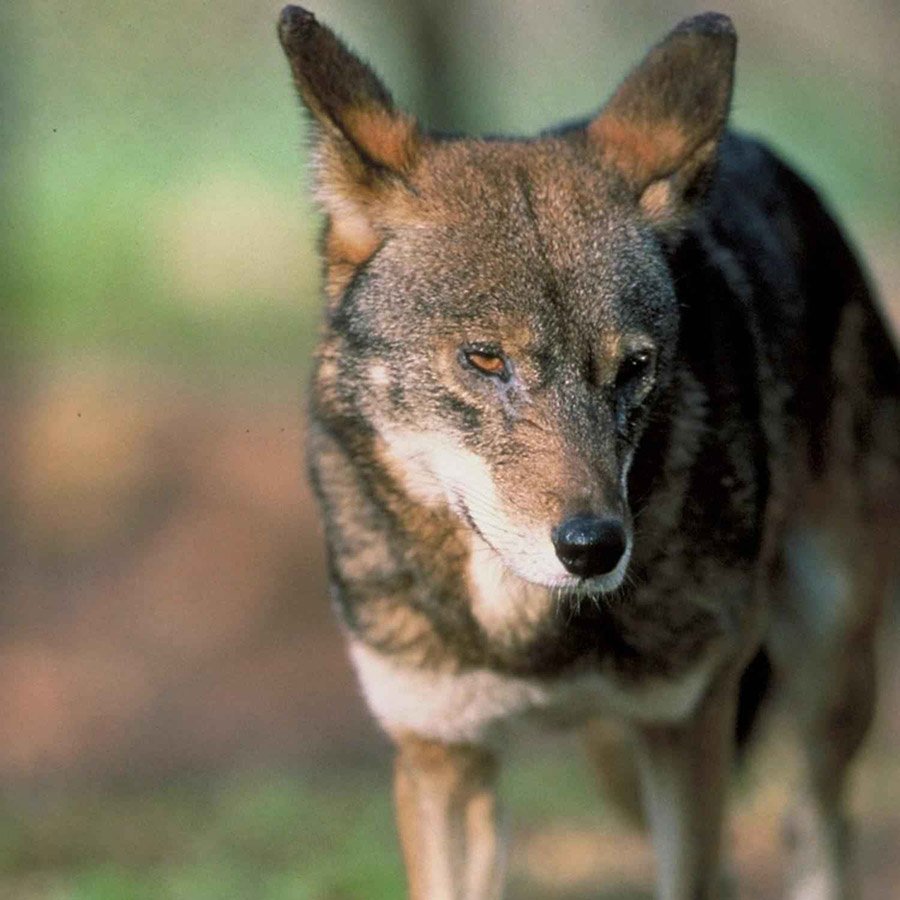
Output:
[552, 515, 627, 578]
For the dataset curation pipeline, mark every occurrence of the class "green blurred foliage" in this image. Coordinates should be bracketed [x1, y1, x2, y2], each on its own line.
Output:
[0, 752, 610, 899]
[7, 1, 898, 370]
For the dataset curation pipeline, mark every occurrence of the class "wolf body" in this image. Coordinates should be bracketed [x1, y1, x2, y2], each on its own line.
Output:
[279, 8, 899, 899]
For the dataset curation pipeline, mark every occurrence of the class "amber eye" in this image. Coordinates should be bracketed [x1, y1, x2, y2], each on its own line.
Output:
[462, 348, 510, 380]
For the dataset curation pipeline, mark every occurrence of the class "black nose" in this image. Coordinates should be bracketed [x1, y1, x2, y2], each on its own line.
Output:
[552, 515, 627, 578]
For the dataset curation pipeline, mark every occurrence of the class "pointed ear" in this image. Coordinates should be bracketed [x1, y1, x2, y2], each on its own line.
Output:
[278, 6, 420, 281]
[587, 13, 736, 229]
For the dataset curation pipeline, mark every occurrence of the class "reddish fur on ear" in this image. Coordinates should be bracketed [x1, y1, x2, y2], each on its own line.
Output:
[278, 6, 421, 274]
[341, 107, 420, 175]
[587, 13, 736, 228]
[589, 117, 693, 188]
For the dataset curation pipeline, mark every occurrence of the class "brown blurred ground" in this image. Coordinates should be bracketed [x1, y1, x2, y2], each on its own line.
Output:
[2, 360, 380, 785]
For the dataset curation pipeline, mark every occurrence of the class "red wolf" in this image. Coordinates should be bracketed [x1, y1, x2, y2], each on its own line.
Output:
[278, 8, 899, 898]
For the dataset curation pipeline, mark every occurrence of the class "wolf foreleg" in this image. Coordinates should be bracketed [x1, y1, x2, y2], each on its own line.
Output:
[393, 736, 505, 900]
[635, 672, 739, 900]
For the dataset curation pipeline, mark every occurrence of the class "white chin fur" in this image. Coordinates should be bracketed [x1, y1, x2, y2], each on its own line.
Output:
[467, 532, 634, 644]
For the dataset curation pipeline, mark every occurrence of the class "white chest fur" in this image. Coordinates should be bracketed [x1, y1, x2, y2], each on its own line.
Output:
[349, 638, 720, 746]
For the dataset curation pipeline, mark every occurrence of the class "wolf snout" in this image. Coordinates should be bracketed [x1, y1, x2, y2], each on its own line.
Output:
[551, 515, 627, 578]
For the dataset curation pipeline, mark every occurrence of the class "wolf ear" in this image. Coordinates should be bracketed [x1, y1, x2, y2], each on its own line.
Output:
[278, 6, 420, 279]
[587, 13, 736, 229]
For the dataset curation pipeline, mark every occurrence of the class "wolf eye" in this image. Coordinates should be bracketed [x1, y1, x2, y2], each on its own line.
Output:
[462, 348, 510, 380]
[616, 350, 654, 391]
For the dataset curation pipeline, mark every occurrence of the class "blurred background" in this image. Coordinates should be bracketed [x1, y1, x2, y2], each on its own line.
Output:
[1, 1, 898, 897]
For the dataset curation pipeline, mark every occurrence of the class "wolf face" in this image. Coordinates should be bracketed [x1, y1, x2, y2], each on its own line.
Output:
[282, 9, 733, 596]
[333, 160, 678, 593]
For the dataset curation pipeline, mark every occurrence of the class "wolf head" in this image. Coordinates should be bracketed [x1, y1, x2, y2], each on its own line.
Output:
[280, 8, 735, 595]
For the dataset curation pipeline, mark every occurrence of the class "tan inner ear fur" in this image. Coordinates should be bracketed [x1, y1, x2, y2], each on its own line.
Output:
[639, 136, 718, 229]
[589, 115, 692, 189]
[315, 112, 421, 300]
[639, 179, 675, 223]
[324, 222, 380, 302]
[341, 107, 420, 173]
[317, 174, 383, 302]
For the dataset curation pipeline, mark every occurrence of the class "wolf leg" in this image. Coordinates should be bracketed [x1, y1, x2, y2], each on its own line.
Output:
[583, 719, 646, 828]
[633, 672, 738, 900]
[782, 625, 878, 900]
[777, 526, 885, 900]
[393, 736, 505, 900]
